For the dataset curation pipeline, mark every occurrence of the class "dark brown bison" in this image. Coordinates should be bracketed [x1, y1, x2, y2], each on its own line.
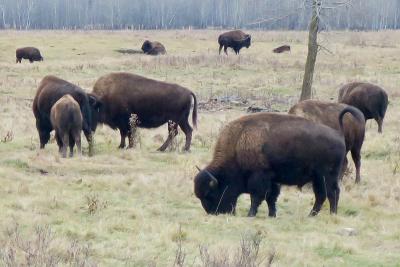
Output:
[273, 45, 291, 53]
[90, 72, 197, 151]
[16, 47, 43, 63]
[194, 112, 348, 217]
[50, 94, 82, 157]
[33, 76, 97, 154]
[141, 40, 166, 55]
[338, 82, 388, 133]
[218, 30, 251, 55]
[289, 100, 365, 183]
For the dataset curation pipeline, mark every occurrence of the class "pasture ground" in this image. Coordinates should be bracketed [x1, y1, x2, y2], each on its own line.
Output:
[0, 30, 400, 266]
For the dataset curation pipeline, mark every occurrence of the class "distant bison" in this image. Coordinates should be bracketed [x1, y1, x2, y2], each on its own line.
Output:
[194, 112, 347, 217]
[338, 82, 388, 133]
[50, 94, 82, 157]
[90, 72, 197, 151]
[33, 76, 97, 153]
[289, 100, 365, 183]
[273, 45, 291, 53]
[218, 30, 251, 55]
[16, 47, 43, 63]
[141, 40, 166, 55]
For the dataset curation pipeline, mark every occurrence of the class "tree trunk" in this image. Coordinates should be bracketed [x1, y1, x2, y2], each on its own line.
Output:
[300, 0, 320, 101]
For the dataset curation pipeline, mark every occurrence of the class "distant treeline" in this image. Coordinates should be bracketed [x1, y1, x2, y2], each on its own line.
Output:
[1, 0, 400, 31]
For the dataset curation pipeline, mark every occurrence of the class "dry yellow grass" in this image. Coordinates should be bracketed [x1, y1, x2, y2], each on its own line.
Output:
[0, 30, 400, 266]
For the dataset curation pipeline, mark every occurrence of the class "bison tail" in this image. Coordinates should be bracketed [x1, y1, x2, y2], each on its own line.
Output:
[191, 92, 198, 129]
[338, 106, 365, 134]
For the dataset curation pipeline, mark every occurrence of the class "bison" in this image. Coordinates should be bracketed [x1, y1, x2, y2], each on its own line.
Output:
[218, 30, 251, 55]
[90, 72, 197, 151]
[33, 76, 97, 154]
[338, 82, 388, 133]
[50, 95, 82, 158]
[141, 40, 166, 55]
[289, 100, 365, 183]
[194, 112, 350, 217]
[16, 47, 43, 63]
[273, 45, 291, 53]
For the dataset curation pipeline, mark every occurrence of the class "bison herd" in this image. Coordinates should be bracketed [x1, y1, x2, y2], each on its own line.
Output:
[18, 30, 390, 218]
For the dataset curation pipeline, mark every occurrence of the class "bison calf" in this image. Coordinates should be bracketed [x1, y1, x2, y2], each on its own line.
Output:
[338, 82, 388, 133]
[141, 40, 166, 55]
[16, 47, 43, 63]
[289, 100, 365, 183]
[218, 30, 251, 55]
[50, 95, 82, 157]
[194, 112, 347, 217]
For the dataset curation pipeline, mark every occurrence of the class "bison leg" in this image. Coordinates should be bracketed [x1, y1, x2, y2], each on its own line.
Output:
[118, 128, 128, 149]
[69, 134, 76, 157]
[157, 121, 178, 152]
[248, 195, 263, 217]
[219, 44, 223, 55]
[178, 120, 193, 152]
[351, 148, 362, 184]
[309, 176, 327, 216]
[339, 156, 348, 181]
[266, 183, 281, 217]
[326, 181, 340, 214]
[224, 46, 228, 55]
[376, 117, 383, 133]
[61, 134, 69, 158]
[73, 130, 82, 156]
[55, 132, 63, 153]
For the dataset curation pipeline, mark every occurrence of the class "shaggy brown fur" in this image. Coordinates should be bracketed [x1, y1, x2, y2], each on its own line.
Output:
[194, 112, 347, 217]
[289, 100, 365, 183]
[338, 82, 388, 133]
[16, 47, 43, 63]
[90, 72, 197, 151]
[50, 95, 83, 158]
[273, 45, 291, 53]
[141, 40, 166, 55]
[218, 30, 251, 55]
[33, 75, 97, 149]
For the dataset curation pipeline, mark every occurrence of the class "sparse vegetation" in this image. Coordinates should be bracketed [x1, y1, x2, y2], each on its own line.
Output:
[0, 30, 400, 266]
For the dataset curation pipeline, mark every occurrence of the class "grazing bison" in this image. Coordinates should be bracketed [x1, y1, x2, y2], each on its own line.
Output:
[33, 76, 97, 153]
[289, 100, 365, 183]
[50, 95, 82, 158]
[273, 45, 291, 53]
[338, 82, 388, 133]
[90, 72, 197, 151]
[218, 30, 251, 55]
[16, 47, 43, 63]
[194, 112, 348, 217]
[141, 40, 166, 55]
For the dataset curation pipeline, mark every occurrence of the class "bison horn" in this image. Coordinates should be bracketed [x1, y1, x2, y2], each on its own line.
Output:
[195, 165, 202, 172]
[195, 165, 218, 188]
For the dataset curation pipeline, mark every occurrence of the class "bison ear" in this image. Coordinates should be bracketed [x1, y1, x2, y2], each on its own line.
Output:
[88, 94, 102, 109]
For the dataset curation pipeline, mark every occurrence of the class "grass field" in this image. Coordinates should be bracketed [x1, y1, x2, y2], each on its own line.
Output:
[0, 30, 400, 266]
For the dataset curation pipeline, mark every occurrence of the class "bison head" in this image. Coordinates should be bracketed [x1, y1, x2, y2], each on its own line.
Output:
[87, 94, 103, 132]
[194, 166, 238, 215]
[244, 34, 251, 48]
[141, 40, 153, 54]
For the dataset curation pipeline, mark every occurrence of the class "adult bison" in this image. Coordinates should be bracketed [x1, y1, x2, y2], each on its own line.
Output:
[141, 40, 166, 55]
[273, 45, 291, 53]
[33, 76, 96, 154]
[90, 72, 197, 151]
[338, 82, 388, 133]
[16, 47, 43, 63]
[50, 94, 82, 158]
[218, 30, 251, 55]
[289, 100, 365, 183]
[194, 112, 348, 217]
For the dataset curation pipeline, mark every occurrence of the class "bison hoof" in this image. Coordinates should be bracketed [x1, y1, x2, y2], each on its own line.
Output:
[309, 210, 319, 217]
